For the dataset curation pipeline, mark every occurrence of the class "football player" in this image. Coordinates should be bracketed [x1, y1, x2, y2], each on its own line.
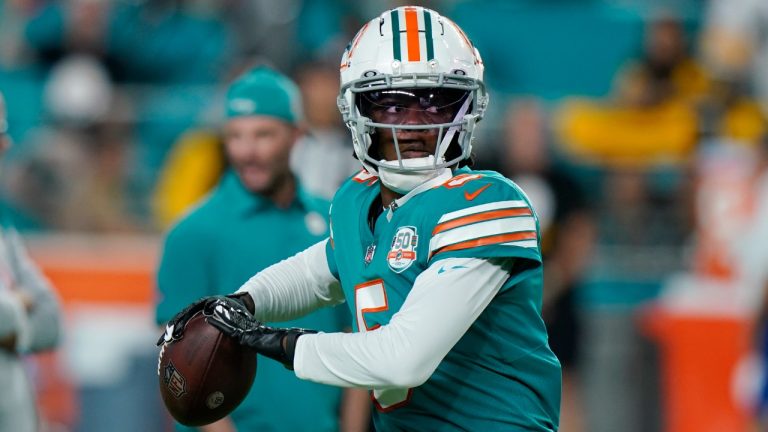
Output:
[160, 6, 561, 430]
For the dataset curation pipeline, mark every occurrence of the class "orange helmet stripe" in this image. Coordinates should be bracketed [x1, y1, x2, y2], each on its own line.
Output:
[404, 7, 421, 62]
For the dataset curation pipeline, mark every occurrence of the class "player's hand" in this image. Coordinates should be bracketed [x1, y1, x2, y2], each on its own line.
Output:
[157, 293, 254, 346]
[203, 298, 317, 370]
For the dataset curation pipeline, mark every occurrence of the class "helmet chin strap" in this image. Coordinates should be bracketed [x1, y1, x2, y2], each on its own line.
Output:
[436, 94, 473, 161]
[377, 94, 474, 194]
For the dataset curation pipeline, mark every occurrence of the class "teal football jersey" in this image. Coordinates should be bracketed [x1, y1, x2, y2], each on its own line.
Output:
[326, 168, 561, 431]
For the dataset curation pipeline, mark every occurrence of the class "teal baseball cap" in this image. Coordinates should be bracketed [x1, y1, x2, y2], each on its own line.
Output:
[225, 66, 303, 124]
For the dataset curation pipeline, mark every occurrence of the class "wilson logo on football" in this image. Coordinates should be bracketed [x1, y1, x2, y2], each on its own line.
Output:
[387, 226, 418, 273]
[206, 392, 225, 409]
[164, 362, 187, 398]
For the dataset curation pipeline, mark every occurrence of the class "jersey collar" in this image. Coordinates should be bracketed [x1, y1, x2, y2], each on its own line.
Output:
[386, 169, 453, 221]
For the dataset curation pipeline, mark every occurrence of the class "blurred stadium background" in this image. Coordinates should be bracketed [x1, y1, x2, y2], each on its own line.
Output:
[2, 0, 768, 431]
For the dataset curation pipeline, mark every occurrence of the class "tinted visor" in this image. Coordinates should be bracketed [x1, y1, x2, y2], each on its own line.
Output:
[357, 88, 470, 125]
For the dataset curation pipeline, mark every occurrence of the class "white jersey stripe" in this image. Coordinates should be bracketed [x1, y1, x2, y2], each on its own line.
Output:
[437, 200, 529, 224]
[500, 240, 538, 249]
[429, 216, 536, 255]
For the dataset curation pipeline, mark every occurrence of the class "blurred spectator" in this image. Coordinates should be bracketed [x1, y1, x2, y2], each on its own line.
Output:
[156, 67, 369, 432]
[44, 54, 113, 125]
[689, 137, 764, 287]
[148, 58, 280, 230]
[223, 0, 304, 71]
[106, 0, 232, 84]
[695, 78, 767, 145]
[2, 55, 142, 232]
[626, 14, 711, 104]
[479, 99, 595, 432]
[695, 2, 768, 144]
[23, 0, 114, 76]
[0, 90, 63, 431]
[703, 0, 768, 116]
[290, 61, 358, 199]
[686, 68, 767, 287]
[551, 13, 705, 432]
[152, 60, 362, 228]
[24, 0, 232, 83]
[555, 14, 705, 166]
[0, 0, 38, 68]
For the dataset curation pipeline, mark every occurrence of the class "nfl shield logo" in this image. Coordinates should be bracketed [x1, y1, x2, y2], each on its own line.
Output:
[163, 362, 187, 398]
[364, 244, 376, 264]
[387, 226, 418, 273]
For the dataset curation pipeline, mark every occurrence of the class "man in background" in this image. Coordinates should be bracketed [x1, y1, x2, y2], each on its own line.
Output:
[0, 91, 62, 431]
[290, 61, 359, 199]
[155, 67, 368, 432]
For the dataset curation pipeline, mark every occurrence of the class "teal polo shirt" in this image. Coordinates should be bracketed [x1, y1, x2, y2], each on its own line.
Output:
[156, 170, 347, 432]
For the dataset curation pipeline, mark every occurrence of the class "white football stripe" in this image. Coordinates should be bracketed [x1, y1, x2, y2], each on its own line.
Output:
[500, 240, 539, 249]
[438, 200, 529, 224]
[429, 216, 536, 255]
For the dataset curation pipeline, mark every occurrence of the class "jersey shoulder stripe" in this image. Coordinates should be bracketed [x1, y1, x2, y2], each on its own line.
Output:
[433, 206, 531, 235]
[428, 200, 538, 259]
[431, 231, 537, 256]
[437, 200, 529, 223]
[428, 218, 537, 258]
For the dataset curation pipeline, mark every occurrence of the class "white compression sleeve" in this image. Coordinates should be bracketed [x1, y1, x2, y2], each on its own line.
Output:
[236, 239, 345, 322]
[293, 257, 513, 388]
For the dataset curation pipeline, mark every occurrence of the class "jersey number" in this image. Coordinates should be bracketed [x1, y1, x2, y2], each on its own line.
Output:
[354, 280, 413, 411]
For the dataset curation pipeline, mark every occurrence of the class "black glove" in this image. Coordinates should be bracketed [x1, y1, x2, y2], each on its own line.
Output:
[156, 293, 255, 346]
[203, 298, 317, 370]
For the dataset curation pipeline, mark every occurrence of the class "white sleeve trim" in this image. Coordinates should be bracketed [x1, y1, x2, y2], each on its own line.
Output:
[294, 257, 512, 388]
[236, 239, 345, 322]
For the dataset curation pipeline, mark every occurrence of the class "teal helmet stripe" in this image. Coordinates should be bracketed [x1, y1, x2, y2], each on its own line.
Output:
[390, 9, 402, 61]
[424, 9, 434, 61]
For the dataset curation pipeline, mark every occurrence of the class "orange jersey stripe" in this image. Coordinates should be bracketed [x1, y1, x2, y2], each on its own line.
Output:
[405, 8, 421, 61]
[432, 231, 537, 256]
[433, 208, 532, 235]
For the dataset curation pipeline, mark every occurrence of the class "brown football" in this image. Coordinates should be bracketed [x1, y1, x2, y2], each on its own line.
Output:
[157, 311, 257, 426]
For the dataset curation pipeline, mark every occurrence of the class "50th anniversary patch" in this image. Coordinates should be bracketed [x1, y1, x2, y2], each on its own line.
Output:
[387, 226, 418, 273]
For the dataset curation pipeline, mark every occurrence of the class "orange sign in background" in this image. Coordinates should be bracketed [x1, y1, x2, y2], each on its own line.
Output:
[26, 235, 160, 429]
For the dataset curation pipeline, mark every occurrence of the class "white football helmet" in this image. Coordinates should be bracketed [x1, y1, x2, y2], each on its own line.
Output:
[337, 6, 488, 189]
